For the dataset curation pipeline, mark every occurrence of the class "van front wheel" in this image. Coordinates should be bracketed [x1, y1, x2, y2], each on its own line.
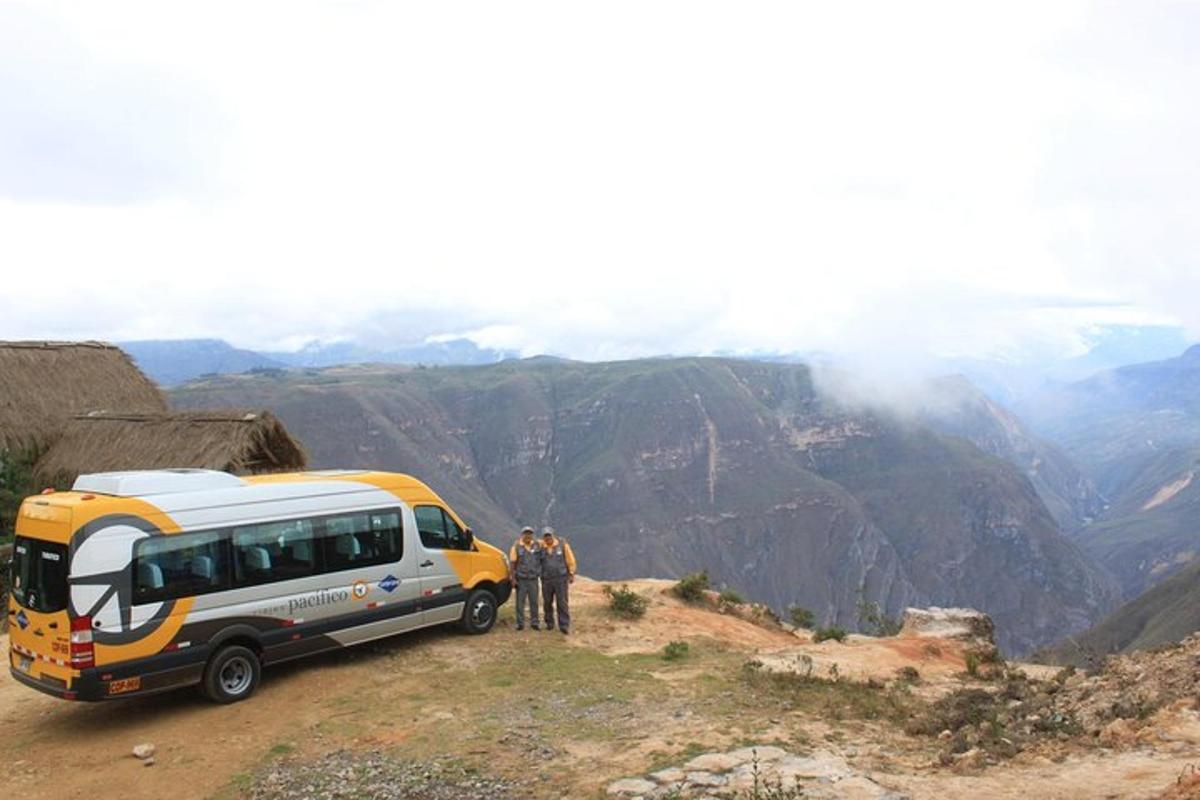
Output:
[202, 645, 261, 703]
[460, 588, 498, 635]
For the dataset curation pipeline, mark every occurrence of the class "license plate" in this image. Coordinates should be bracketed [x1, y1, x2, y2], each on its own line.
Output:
[108, 677, 141, 695]
[16, 655, 32, 674]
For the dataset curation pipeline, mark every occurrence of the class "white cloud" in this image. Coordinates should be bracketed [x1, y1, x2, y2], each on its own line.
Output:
[0, 1, 1196, 360]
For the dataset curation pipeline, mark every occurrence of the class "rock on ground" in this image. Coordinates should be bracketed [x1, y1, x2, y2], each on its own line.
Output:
[607, 746, 903, 799]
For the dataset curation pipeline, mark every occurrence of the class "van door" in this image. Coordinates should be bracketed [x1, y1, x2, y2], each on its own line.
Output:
[412, 505, 469, 625]
[8, 535, 74, 688]
[316, 507, 424, 646]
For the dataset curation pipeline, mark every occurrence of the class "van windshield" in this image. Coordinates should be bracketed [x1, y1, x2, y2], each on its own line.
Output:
[10, 536, 69, 614]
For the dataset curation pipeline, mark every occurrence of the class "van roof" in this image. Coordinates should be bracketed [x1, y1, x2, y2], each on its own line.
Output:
[73, 469, 247, 497]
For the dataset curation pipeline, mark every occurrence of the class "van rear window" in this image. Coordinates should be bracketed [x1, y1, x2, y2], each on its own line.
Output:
[10, 536, 68, 614]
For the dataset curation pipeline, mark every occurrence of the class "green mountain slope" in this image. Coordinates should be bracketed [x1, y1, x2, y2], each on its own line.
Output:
[1040, 559, 1200, 665]
[172, 357, 1120, 654]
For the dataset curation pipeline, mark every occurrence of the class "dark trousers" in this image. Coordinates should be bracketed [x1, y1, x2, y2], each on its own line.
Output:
[515, 578, 540, 628]
[542, 576, 570, 632]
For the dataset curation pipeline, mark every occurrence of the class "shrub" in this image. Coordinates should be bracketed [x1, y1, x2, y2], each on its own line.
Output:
[603, 584, 649, 619]
[719, 588, 746, 605]
[671, 571, 710, 604]
[788, 605, 815, 629]
[964, 652, 986, 678]
[895, 666, 921, 684]
[663, 640, 690, 661]
[857, 599, 902, 637]
[813, 626, 848, 644]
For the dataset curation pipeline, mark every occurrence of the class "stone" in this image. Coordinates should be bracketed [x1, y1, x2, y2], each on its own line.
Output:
[683, 752, 743, 772]
[607, 778, 657, 796]
[142, 757, 156, 767]
[727, 745, 788, 763]
[772, 752, 854, 783]
[132, 743, 156, 760]
[649, 768, 685, 784]
[937, 729, 953, 741]
[685, 771, 728, 788]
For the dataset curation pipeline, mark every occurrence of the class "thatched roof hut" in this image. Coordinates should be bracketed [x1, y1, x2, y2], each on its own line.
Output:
[35, 410, 308, 485]
[0, 341, 166, 453]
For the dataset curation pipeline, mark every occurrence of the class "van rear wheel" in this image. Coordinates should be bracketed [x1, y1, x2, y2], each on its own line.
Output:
[202, 645, 261, 703]
[460, 588, 498, 635]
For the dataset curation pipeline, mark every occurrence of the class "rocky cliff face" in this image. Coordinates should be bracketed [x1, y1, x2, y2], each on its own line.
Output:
[172, 357, 1120, 654]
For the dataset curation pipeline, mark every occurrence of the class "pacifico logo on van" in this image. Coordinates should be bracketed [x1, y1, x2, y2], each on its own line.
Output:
[286, 587, 350, 616]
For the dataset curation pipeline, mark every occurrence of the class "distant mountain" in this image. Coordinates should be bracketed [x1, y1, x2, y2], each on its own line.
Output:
[1021, 345, 1200, 596]
[947, 324, 1194, 407]
[262, 338, 516, 369]
[1039, 558, 1200, 667]
[120, 339, 283, 386]
[917, 375, 1103, 529]
[172, 356, 1120, 654]
[119, 337, 517, 386]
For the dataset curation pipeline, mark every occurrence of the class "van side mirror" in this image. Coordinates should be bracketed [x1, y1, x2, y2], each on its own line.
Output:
[464, 528, 474, 549]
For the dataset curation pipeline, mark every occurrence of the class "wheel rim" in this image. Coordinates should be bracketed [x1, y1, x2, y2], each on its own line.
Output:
[471, 597, 494, 627]
[219, 655, 254, 695]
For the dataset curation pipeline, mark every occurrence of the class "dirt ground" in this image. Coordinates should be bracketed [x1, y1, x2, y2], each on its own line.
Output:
[1, 578, 1196, 799]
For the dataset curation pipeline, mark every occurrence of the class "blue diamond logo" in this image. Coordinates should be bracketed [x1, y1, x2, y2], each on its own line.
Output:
[379, 574, 399, 593]
[16, 610, 29, 630]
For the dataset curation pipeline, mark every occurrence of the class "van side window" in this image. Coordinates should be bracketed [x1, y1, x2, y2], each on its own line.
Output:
[135, 531, 229, 604]
[232, 519, 317, 587]
[414, 505, 470, 551]
[321, 510, 402, 571]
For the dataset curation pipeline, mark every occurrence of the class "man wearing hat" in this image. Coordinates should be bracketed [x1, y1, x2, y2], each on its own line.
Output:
[509, 526, 543, 631]
[540, 527, 577, 634]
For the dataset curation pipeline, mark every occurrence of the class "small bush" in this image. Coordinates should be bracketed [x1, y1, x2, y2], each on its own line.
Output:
[672, 571, 710, 604]
[813, 626, 848, 644]
[719, 588, 746, 605]
[603, 584, 649, 619]
[663, 640, 690, 661]
[895, 666, 921, 684]
[857, 599, 902, 637]
[788, 605, 815, 629]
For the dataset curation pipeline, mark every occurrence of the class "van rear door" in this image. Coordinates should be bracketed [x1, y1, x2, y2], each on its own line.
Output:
[8, 534, 74, 687]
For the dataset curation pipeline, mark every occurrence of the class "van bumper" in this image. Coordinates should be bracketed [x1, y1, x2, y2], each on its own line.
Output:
[10, 650, 206, 701]
[10, 665, 104, 701]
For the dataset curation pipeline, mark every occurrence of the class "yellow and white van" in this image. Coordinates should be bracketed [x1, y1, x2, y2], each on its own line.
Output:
[7, 469, 511, 703]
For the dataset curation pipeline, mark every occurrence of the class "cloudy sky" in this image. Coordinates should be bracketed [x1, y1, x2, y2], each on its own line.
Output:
[1, 1, 1196, 363]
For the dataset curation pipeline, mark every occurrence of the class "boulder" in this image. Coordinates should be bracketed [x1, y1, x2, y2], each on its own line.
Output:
[899, 607, 1001, 661]
[607, 777, 657, 796]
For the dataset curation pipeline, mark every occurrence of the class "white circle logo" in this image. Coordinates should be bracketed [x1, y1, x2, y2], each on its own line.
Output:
[351, 580, 368, 600]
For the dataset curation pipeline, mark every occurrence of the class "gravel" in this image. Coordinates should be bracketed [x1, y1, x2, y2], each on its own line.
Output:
[249, 750, 521, 800]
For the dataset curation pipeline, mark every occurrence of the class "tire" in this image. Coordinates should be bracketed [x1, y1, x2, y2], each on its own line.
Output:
[460, 588, 498, 635]
[202, 644, 262, 704]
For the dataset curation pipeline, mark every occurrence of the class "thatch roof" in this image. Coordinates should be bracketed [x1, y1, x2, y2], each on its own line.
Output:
[0, 341, 166, 453]
[34, 410, 308, 485]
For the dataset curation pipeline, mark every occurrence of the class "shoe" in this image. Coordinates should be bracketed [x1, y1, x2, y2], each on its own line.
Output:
[560, 628, 569, 635]
[516, 625, 524, 631]
[531, 625, 541, 630]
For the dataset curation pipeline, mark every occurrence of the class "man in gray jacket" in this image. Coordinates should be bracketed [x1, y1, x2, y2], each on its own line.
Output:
[540, 527, 577, 634]
[509, 526, 543, 631]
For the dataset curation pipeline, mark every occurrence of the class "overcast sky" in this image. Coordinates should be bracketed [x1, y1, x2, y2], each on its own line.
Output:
[1, 1, 1197, 363]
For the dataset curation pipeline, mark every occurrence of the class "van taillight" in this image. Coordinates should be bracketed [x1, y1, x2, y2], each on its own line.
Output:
[70, 616, 95, 669]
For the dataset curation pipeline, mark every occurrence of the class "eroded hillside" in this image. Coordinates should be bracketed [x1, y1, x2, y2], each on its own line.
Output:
[172, 357, 1119, 653]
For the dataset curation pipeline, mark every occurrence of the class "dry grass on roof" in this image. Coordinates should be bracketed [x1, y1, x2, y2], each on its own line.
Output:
[0, 341, 166, 452]
[34, 410, 308, 485]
